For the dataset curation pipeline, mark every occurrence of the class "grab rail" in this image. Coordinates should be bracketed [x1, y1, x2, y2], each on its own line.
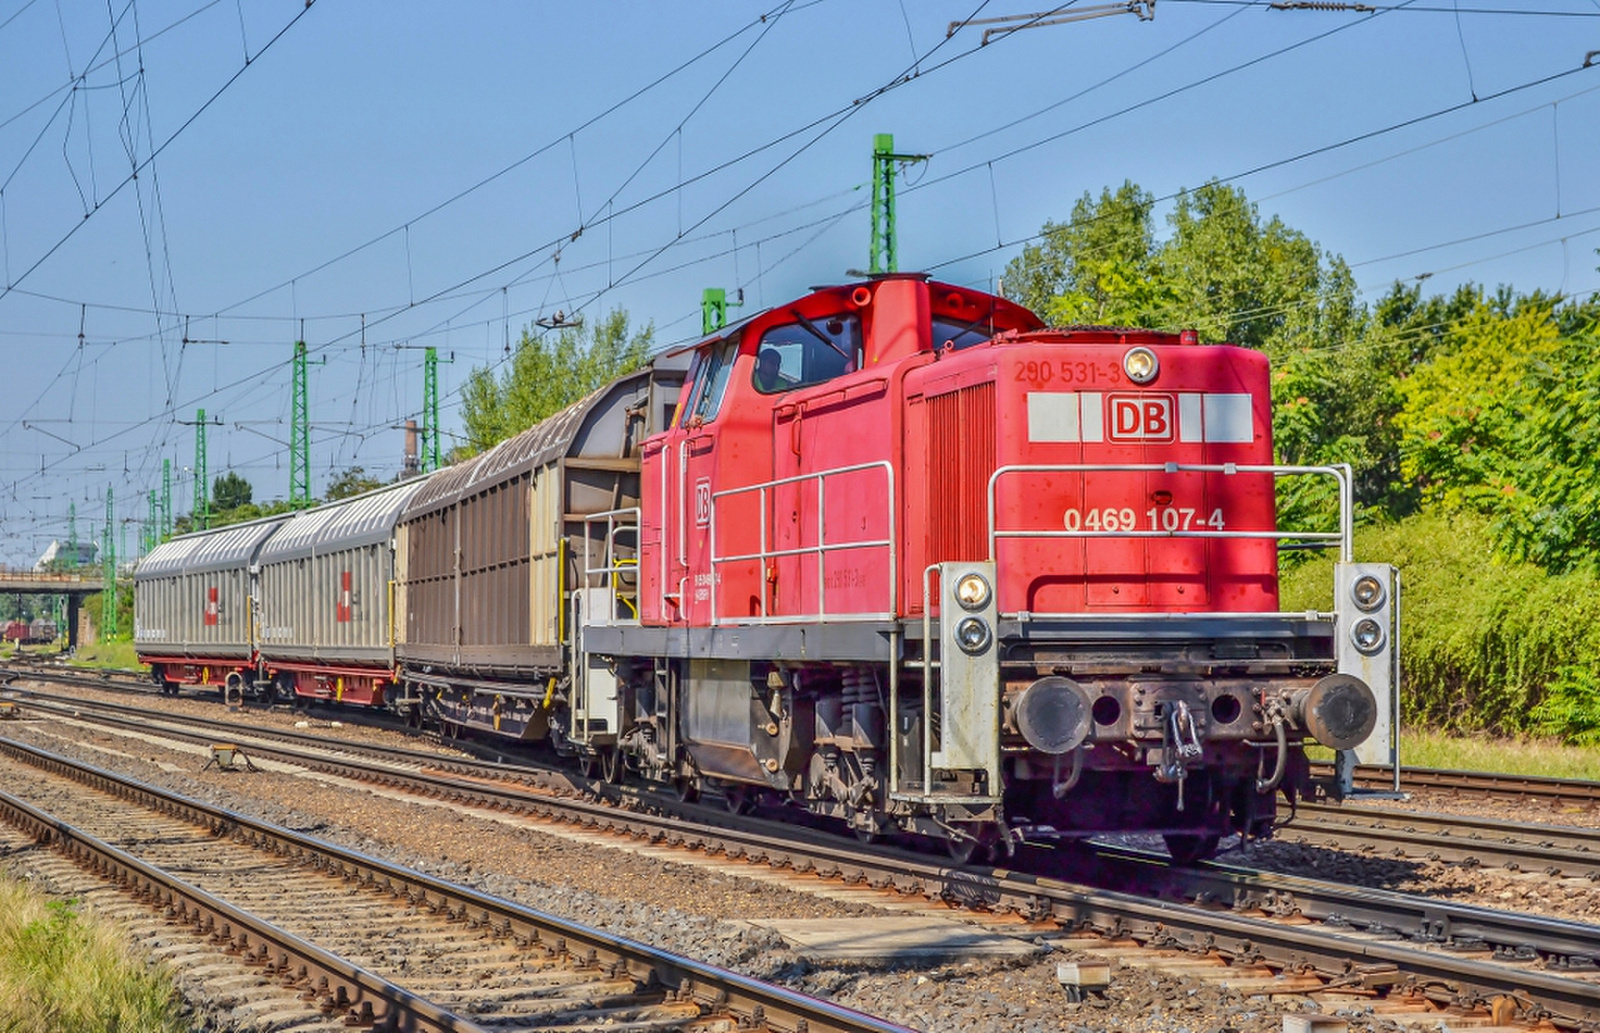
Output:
[708, 460, 896, 626]
[580, 507, 642, 629]
[988, 461, 1351, 556]
[985, 461, 1352, 621]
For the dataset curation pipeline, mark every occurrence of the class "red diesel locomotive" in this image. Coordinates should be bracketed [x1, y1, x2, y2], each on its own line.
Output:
[566, 273, 1389, 861]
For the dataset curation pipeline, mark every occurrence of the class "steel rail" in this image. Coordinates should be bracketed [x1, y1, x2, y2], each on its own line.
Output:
[8, 703, 1600, 1028]
[24, 679, 1600, 970]
[6, 681, 542, 777]
[1079, 843, 1600, 967]
[0, 736, 914, 1033]
[1281, 801, 1600, 878]
[0, 785, 494, 1033]
[20, 686, 1600, 882]
[1320, 762, 1600, 807]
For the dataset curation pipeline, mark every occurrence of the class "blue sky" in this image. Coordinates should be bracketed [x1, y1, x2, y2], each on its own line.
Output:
[1, 0, 1598, 566]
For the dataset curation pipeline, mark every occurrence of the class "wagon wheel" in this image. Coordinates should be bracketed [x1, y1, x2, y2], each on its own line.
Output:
[1162, 833, 1221, 866]
[723, 784, 756, 816]
[577, 752, 600, 780]
[600, 747, 626, 785]
[674, 775, 701, 804]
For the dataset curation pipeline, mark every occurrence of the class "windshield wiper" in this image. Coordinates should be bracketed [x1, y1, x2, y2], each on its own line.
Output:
[788, 309, 853, 362]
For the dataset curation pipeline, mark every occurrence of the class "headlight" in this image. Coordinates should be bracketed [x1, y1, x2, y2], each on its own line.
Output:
[955, 616, 992, 654]
[1351, 617, 1386, 655]
[954, 573, 991, 611]
[1351, 574, 1386, 612]
[1123, 347, 1159, 384]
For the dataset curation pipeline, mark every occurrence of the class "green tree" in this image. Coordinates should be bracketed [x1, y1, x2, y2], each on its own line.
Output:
[461, 309, 653, 453]
[1397, 301, 1600, 572]
[207, 498, 299, 530]
[1153, 181, 1361, 358]
[325, 466, 382, 501]
[1006, 180, 1360, 354]
[1004, 181, 1159, 323]
[212, 472, 253, 511]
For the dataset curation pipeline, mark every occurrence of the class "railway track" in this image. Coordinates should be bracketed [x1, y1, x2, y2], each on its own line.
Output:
[9, 684, 1600, 1029]
[1284, 800, 1600, 878]
[18, 661, 1600, 814]
[1325, 762, 1600, 809]
[0, 736, 913, 1033]
[14, 677, 1600, 880]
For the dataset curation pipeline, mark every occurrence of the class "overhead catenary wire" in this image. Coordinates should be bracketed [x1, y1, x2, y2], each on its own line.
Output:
[0, 0, 316, 305]
[3, 4, 1593, 549]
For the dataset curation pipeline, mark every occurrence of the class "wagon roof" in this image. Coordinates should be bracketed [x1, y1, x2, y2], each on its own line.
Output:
[256, 478, 428, 564]
[135, 513, 292, 579]
[401, 363, 668, 520]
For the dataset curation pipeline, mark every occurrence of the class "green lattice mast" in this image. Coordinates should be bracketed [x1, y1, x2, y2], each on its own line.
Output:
[291, 341, 312, 506]
[423, 346, 440, 473]
[102, 486, 116, 637]
[193, 409, 209, 530]
[869, 133, 927, 275]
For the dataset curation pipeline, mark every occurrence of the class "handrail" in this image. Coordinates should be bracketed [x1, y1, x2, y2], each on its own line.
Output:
[708, 460, 896, 626]
[580, 507, 642, 629]
[987, 461, 1353, 564]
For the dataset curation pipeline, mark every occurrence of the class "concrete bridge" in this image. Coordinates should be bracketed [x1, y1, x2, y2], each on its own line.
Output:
[0, 571, 109, 649]
[0, 571, 105, 595]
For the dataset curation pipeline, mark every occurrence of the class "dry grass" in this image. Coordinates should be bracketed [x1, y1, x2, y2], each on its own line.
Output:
[0, 878, 189, 1033]
[1399, 729, 1600, 781]
[1310, 730, 1600, 781]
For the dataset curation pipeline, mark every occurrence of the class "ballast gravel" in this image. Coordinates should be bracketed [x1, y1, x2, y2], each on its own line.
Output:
[0, 684, 1572, 1032]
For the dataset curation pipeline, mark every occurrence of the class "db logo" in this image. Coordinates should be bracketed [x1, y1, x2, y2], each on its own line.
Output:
[1108, 393, 1175, 442]
[693, 477, 712, 527]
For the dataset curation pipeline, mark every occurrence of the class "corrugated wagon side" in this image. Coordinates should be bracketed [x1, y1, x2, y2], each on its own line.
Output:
[255, 480, 428, 707]
[134, 515, 290, 695]
[394, 361, 686, 742]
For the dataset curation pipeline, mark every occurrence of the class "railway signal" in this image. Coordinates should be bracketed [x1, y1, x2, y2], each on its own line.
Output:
[701, 287, 744, 335]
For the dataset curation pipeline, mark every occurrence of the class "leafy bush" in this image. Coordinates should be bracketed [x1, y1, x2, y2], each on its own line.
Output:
[1282, 510, 1600, 740]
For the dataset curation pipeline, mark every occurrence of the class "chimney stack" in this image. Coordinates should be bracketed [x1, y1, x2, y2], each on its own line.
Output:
[402, 419, 420, 477]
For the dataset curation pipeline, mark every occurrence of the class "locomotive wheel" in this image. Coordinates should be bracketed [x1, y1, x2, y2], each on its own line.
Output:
[1163, 833, 1221, 865]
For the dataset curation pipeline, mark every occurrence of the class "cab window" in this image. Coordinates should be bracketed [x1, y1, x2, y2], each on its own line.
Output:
[678, 337, 740, 427]
[752, 313, 862, 394]
[933, 316, 994, 352]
